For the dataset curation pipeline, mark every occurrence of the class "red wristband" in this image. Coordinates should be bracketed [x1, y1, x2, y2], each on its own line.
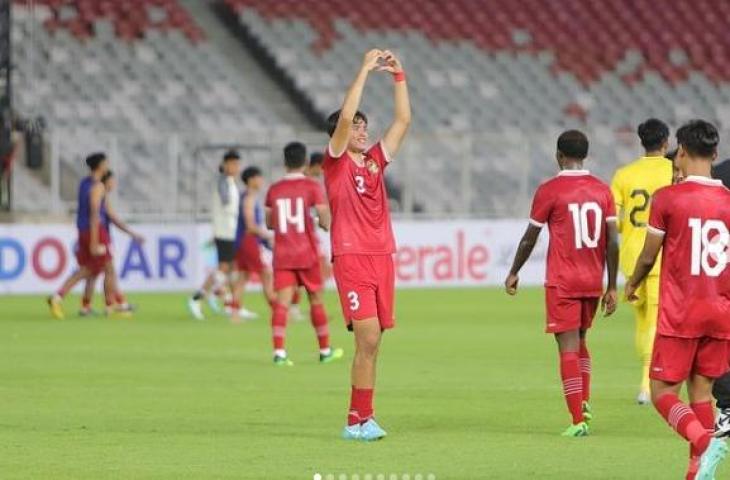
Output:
[393, 71, 406, 83]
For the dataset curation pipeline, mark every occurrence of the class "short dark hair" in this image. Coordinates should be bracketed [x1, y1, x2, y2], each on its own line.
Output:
[326, 110, 368, 137]
[557, 130, 589, 160]
[665, 148, 678, 161]
[241, 166, 262, 184]
[86, 152, 106, 171]
[223, 150, 241, 162]
[676, 120, 719, 158]
[101, 170, 114, 183]
[637, 118, 670, 151]
[283, 142, 307, 169]
[309, 151, 324, 167]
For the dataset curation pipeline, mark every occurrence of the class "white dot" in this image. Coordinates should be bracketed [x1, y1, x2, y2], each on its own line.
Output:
[403, 475, 411, 480]
[389, 474, 398, 480]
[352, 475, 360, 480]
[339, 475, 347, 480]
[415, 475, 423, 480]
[313, 475, 322, 480]
[364, 475, 373, 480]
[427, 475, 436, 480]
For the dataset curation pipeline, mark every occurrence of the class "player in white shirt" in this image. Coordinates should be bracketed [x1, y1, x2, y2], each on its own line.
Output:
[187, 151, 241, 320]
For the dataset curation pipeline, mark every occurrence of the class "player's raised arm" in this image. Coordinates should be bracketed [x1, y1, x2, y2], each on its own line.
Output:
[329, 49, 383, 157]
[602, 221, 619, 316]
[89, 182, 105, 255]
[381, 51, 412, 158]
[505, 224, 542, 295]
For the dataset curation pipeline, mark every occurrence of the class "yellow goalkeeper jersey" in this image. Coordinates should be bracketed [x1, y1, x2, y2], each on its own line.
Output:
[610, 156, 673, 278]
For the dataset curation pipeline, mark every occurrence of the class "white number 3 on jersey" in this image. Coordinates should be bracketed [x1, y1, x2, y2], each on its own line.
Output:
[354, 175, 366, 194]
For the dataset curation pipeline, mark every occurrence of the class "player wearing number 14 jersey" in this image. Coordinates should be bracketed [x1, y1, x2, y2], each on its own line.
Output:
[264, 142, 343, 366]
[505, 130, 619, 437]
[627, 120, 730, 480]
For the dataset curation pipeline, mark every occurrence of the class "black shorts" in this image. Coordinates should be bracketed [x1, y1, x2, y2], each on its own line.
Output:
[214, 238, 236, 263]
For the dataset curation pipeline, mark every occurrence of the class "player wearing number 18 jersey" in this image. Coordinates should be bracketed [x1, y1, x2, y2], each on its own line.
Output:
[627, 120, 730, 480]
[264, 142, 342, 366]
[505, 130, 619, 437]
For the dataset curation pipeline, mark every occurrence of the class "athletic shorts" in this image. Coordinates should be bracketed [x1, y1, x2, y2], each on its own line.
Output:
[650, 334, 730, 383]
[332, 254, 395, 331]
[214, 238, 236, 264]
[274, 263, 323, 293]
[76, 227, 111, 275]
[544, 287, 599, 334]
[235, 234, 264, 273]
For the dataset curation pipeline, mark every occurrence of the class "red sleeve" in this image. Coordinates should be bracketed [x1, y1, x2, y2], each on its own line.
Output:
[323, 143, 345, 171]
[311, 181, 326, 205]
[264, 187, 273, 208]
[529, 184, 552, 227]
[605, 187, 617, 221]
[648, 189, 668, 235]
[367, 141, 391, 170]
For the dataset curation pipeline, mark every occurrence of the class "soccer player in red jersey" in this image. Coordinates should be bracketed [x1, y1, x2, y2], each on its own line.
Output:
[626, 120, 730, 479]
[505, 130, 619, 437]
[325, 49, 411, 441]
[264, 141, 343, 366]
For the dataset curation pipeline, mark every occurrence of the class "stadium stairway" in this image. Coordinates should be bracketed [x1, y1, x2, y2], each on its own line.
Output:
[178, 0, 312, 131]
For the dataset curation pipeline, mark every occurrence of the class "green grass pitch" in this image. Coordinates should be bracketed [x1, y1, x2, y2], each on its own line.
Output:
[0, 288, 724, 479]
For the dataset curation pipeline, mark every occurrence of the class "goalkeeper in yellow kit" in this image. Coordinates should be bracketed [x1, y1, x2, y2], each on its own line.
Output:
[610, 118, 673, 405]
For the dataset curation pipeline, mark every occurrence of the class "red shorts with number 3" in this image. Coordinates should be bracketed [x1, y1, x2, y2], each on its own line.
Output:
[274, 263, 323, 293]
[650, 334, 730, 383]
[333, 254, 395, 331]
[544, 287, 599, 334]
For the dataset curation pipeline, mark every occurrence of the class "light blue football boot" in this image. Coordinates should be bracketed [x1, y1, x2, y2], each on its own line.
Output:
[341, 423, 361, 440]
[359, 418, 387, 441]
[697, 438, 728, 480]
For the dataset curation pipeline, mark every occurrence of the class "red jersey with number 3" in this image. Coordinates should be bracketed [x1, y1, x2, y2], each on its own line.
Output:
[323, 141, 395, 257]
[265, 173, 326, 270]
[529, 170, 617, 298]
[648, 176, 730, 339]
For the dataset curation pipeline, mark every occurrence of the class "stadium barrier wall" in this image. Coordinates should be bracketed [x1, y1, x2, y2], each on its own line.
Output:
[0, 220, 550, 294]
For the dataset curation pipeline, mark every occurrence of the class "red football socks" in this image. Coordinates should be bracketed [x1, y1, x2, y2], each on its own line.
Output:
[271, 303, 288, 350]
[655, 393, 711, 456]
[579, 339, 591, 403]
[560, 351, 584, 425]
[310, 304, 330, 350]
[348, 386, 374, 426]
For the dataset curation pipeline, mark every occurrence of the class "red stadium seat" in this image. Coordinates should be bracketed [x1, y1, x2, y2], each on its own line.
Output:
[28, 0, 204, 43]
[222, 0, 730, 85]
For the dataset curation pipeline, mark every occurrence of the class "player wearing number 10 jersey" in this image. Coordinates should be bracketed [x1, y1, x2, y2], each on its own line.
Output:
[264, 142, 342, 367]
[505, 130, 619, 438]
[627, 120, 730, 480]
[611, 118, 673, 405]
